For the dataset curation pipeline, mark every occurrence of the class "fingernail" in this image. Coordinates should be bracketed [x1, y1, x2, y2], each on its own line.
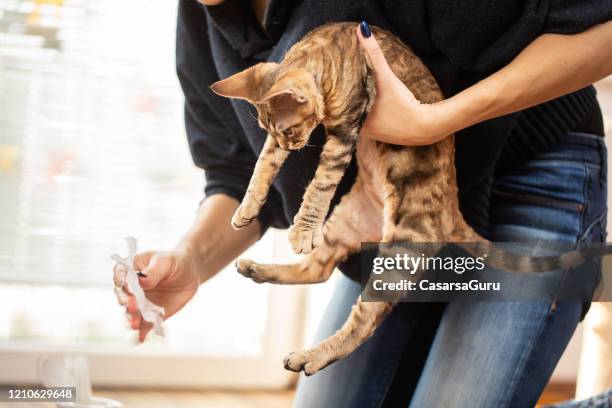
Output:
[360, 21, 371, 38]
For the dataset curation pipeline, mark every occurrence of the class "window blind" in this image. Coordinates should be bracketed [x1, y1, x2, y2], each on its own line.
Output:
[0, 0, 202, 286]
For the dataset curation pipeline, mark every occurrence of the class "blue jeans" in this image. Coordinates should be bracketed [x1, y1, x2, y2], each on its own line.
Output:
[294, 131, 607, 408]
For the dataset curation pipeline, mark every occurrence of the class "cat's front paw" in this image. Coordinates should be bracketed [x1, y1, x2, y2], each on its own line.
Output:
[231, 199, 260, 230]
[288, 221, 324, 254]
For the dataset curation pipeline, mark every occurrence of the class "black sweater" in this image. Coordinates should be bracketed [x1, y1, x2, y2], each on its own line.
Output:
[176, 0, 610, 279]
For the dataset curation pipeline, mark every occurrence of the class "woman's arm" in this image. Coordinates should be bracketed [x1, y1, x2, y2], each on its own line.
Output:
[115, 194, 261, 341]
[177, 194, 262, 283]
[357, 21, 612, 146]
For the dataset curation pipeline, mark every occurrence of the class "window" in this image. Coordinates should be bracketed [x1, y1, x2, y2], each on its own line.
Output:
[0, 0, 305, 387]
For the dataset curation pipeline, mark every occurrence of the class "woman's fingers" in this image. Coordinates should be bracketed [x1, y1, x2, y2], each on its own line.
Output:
[113, 263, 127, 288]
[356, 21, 394, 79]
[138, 254, 173, 290]
[138, 322, 153, 343]
[114, 251, 154, 292]
[126, 295, 138, 314]
[130, 313, 142, 330]
[115, 287, 130, 306]
[114, 251, 159, 342]
[125, 296, 144, 334]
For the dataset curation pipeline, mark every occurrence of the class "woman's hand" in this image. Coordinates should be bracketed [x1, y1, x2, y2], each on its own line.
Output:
[356, 23, 449, 146]
[114, 248, 201, 342]
[112, 194, 263, 342]
[356, 21, 612, 147]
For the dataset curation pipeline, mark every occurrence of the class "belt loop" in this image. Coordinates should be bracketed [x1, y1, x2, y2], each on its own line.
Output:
[599, 139, 606, 189]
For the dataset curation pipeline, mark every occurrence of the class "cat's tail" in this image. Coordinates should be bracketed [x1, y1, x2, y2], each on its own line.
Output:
[455, 224, 612, 274]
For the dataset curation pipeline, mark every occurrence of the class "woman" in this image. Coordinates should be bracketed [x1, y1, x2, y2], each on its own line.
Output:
[114, 1, 612, 406]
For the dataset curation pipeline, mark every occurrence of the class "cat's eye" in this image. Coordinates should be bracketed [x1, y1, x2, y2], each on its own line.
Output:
[283, 128, 294, 138]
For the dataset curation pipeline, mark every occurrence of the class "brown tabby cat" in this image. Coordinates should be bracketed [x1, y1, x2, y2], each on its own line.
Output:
[210, 23, 599, 375]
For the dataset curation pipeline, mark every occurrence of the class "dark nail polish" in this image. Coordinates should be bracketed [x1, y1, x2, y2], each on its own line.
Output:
[360, 21, 371, 38]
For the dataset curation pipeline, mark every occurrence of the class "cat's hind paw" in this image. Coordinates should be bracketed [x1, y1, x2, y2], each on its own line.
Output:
[288, 222, 324, 254]
[283, 349, 336, 376]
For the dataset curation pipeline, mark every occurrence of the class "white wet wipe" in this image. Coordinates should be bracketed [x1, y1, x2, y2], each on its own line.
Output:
[111, 237, 165, 336]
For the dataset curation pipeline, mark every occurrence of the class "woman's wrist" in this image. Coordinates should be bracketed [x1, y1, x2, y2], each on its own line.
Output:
[428, 82, 498, 140]
[174, 237, 208, 284]
[419, 102, 456, 142]
[410, 100, 463, 144]
[172, 194, 261, 286]
[392, 94, 482, 145]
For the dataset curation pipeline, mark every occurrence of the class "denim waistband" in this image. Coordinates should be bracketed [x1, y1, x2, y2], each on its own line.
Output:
[556, 131, 607, 167]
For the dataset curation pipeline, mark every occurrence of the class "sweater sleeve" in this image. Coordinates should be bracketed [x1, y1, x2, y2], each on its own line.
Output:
[175, 0, 285, 231]
[544, 0, 612, 34]
[416, 0, 611, 75]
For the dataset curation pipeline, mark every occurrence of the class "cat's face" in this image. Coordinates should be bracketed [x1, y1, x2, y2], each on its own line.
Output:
[211, 63, 324, 150]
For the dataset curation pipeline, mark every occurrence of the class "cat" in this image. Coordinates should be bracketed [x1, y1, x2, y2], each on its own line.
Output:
[210, 22, 607, 375]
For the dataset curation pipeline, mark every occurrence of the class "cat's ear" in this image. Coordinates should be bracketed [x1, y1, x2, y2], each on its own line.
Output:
[256, 71, 310, 104]
[210, 63, 277, 102]
[257, 70, 321, 131]
[257, 85, 307, 104]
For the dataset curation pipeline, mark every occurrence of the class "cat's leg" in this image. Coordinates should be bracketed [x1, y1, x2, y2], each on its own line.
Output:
[283, 242, 445, 375]
[289, 131, 356, 254]
[236, 244, 339, 284]
[237, 180, 382, 284]
[232, 135, 289, 229]
[284, 298, 394, 375]
[280, 181, 398, 375]
[283, 176, 450, 375]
